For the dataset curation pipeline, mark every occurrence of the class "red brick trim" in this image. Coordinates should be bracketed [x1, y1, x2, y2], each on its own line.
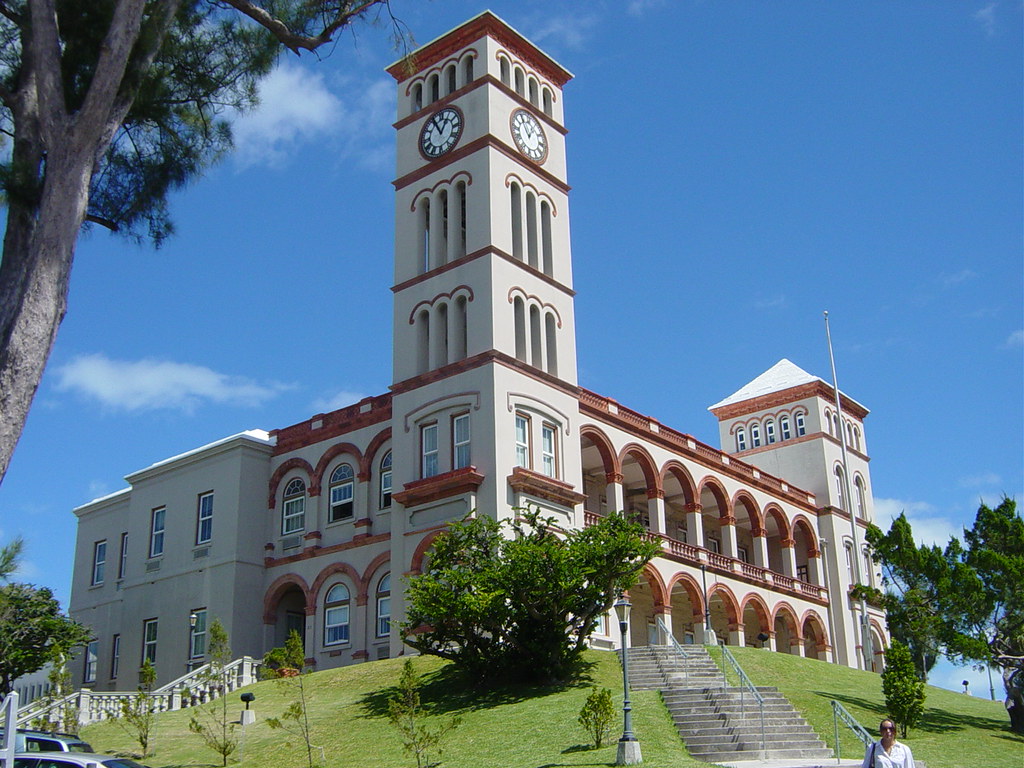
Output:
[271, 394, 392, 455]
[268, 458, 315, 508]
[386, 13, 572, 87]
[507, 466, 586, 508]
[709, 380, 868, 420]
[265, 533, 390, 568]
[393, 466, 485, 508]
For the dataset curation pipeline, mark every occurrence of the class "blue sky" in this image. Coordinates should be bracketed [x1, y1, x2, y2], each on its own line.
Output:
[1, 1, 1021, 698]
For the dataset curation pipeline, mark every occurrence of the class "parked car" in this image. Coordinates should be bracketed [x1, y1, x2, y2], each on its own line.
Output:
[0, 730, 93, 753]
[12, 753, 151, 768]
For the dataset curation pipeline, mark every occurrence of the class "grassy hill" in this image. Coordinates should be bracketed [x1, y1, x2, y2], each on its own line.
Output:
[79, 648, 1022, 768]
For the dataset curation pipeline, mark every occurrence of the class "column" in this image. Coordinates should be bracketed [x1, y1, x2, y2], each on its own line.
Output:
[780, 538, 797, 578]
[648, 490, 666, 535]
[654, 605, 671, 645]
[806, 546, 823, 585]
[606, 472, 624, 513]
[684, 502, 704, 547]
[751, 526, 769, 568]
[720, 515, 738, 559]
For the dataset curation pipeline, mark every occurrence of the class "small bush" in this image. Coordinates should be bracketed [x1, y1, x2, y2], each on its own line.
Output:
[578, 686, 615, 749]
[882, 640, 925, 736]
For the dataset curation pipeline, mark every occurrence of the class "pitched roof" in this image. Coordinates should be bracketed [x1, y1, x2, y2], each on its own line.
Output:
[710, 359, 820, 410]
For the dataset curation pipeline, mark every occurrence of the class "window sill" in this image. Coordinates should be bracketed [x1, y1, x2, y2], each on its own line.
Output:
[507, 466, 586, 508]
[394, 466, 484, 508]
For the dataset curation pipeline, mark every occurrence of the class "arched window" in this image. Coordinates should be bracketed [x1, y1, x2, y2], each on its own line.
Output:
[376, 573, 391, 637]
[795, 412, 806, 437]
[528, 77, 539, 104]
[735, 427, 747, 452]
[750, 423, 761, 448]
[513, 66, 524, 95]
[853, 425, 862, 452]
[510, 182, 523, 260]
[834, 466, 846, 510]
[765, 419, 777, 444]
[844, 542, 854, 584]
[419, 197, 430, 273]
[529, 304, 542, 368]
[513, 297, 527, 361]
[412, 83, 423, 113]
[824, 409, 833, 435]
[545, 312, 558, 376]
[525, 191, 538, 268]
[329, 463, 355, 522]
[282, 478, 306, 534]
[542, 87, 553, 115]
[428, 72, 439, 103]
[379, 451, 392, 509]
[454, 181, 467, 259]
[540, 200, 553, 276]
[855, 476, 867, 519]
[453, 295, 468, 361]
[780, 415, 792, 441]
[462, 55, 474, 85]
[416, 308, 430, 375]
[445, 63, 457, 96]
[324, 584, 350, 645]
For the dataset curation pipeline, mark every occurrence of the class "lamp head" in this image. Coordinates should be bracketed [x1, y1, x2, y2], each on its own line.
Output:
[189, 612, 198, 629]
[613, 594, 631, 625]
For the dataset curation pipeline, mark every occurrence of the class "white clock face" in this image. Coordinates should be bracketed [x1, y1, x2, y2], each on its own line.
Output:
[510, 109, 547, 163]
[419, 107, 463, 159]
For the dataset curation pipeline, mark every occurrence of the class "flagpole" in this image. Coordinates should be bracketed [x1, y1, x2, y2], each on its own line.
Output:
[823, 311, 873, 671]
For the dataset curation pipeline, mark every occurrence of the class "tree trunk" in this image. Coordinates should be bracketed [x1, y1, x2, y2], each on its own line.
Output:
[1005, 666, 1024, 734]
[0, 150, 95, 482]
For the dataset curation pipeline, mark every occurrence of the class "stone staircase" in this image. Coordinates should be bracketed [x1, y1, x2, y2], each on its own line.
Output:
[626, 645, 833, 764]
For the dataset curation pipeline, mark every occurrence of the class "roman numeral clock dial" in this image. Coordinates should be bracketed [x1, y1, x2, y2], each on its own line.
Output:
[510, 108, 548, 164]
[419, 106, 464, 159]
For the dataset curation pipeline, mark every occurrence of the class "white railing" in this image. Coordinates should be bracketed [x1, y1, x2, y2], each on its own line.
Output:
[2, 691, 19, 767]
[16, 657, 260, 729]
[717, 642, 767, 756]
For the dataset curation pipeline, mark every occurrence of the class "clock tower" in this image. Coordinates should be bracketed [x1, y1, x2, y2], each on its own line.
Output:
[385, 13, 584, 631]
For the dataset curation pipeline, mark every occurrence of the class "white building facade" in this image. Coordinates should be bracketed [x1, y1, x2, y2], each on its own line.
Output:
[69, 12, 887, 691]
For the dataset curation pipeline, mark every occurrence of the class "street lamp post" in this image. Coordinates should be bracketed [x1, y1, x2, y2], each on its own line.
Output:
[188, 612, 198, 672]
[700, 563, 716, 645]
[614, 595, 642, 766]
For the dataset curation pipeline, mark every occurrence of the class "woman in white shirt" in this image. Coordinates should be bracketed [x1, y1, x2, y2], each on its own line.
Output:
[862, 718, 916, 768]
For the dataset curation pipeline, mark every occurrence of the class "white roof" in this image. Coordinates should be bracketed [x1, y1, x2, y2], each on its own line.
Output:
[710, 359, 825, 410]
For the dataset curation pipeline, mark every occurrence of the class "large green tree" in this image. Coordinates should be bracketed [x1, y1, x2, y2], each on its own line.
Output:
[0, 0, 407, 484]
[867, 498, 1024, 733]
[403, 508, 661, 685]
[0, 581, 92, 695]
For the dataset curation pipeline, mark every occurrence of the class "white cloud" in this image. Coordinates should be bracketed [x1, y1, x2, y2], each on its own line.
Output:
[973, 3, 997, 37]
[872, 497, 959, 547]
[529, 14, 600, 51]
[754, 294, 787, 310]
[1004, 329, 1023, 348]
[311, 389, 369, 414]
[55, 354, 292, 414]
[959, 472, 1001, 488]
[628, 0, 668, 17]
[231, 62, 394, 171]
[939, 268, 976, 286]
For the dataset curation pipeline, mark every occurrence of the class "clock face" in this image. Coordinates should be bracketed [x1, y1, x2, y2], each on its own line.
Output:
[419, 107, 463, 159]
[510, 109, 548, 163]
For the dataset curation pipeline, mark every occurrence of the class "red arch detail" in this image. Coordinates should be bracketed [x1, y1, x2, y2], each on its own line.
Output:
[580, 425, 620, 476]
[268, 458, 315, 508]
[263, 573, 311, 624]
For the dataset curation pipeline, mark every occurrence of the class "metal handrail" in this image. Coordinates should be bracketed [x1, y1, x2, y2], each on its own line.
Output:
[830, 699, 871, 762]
[654, 617, 690, 685]
[717, 643, 766, 754]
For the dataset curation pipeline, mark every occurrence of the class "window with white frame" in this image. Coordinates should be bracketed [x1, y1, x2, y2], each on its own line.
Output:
[844, 542, 854, 584]
[855, 476, 867, 519]
[834, 466, 846, 510]
[149, 508, 165, 558]
[735, 427, 747, 452]
[421, 423, 439, 478]
[707, 537, 720, 554]
[795, 412, 806, 436]
[541, 423, 557, 478]
[118, 532, 128, 580]
[84, 640, 98, 683]
[92, 540, 107, 586]
[379, 451, 392, 509]
[196, 492, 213, 544]
[376, 573, 391, 638]
[324, 584, 351, 645]
[750, 423, 761, 448]
[282, 478, 306, 534]
[329, 464, 355, 522]
[142, 618, 158, 665]
[765, 419, 776, 444]
[190, 608, 207, 660]
[514, 413, 530, 468]
[824, 409, 833, 435]
[111, 634, 120, 680]
[780, 415, 792, 441]
[452, 413, 471, 470]
[862, 548, 873, 587]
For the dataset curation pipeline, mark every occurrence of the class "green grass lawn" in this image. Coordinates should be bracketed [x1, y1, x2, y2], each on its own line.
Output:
[79, 648, 1023, 768]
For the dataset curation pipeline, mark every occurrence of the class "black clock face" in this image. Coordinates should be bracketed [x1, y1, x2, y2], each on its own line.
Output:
[510, 109, 547, 163]
[419, 107, 463, 159]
